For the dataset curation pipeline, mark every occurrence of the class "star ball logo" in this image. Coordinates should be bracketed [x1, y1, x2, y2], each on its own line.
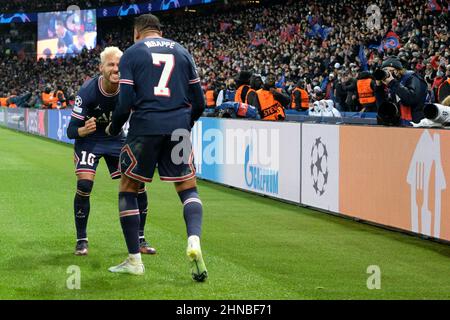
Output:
[310, 137, 329, 196]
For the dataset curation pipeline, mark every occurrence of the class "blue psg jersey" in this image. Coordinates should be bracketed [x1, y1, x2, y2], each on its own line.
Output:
[69, 75, 124, 140]
[118, 36, 201, 135]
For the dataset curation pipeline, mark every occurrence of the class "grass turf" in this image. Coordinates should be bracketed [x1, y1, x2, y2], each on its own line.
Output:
[0, 126, 449, 300]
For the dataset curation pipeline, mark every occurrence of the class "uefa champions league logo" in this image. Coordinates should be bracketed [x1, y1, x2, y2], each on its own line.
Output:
[310, 137, 329, 196]
[0, 13, 31, 23]
[161, 0, 180, 10]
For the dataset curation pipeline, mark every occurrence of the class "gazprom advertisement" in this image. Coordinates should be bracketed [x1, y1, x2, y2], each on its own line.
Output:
[192, 118, 301, 203]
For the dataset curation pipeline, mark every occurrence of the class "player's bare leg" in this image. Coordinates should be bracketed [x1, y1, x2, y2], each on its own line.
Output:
[137, 183, 156, 254]
[175, 177, 207, 282]
[108, 174, 144, 275]
[74, 172, 95, 256]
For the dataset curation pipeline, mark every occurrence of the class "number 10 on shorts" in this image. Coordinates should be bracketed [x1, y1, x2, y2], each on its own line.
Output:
[80, 151, 96, 167]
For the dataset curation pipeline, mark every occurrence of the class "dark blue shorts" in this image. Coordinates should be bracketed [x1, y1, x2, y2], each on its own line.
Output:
[74, 138, 125, 179]
[120, 134, 196, 183]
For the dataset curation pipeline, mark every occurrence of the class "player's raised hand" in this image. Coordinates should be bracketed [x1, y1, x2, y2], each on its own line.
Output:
[79, 117, 96, 137]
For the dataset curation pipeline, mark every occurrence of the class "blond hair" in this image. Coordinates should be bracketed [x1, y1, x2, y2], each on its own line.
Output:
[100, 46, 123, 65]
[442, 95, 450, 107]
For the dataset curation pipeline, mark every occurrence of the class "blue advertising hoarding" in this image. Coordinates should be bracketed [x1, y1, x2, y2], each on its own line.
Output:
[5, 108, 26, 132]
[47, 109, 74, 145]
[191, 118, 302, 203]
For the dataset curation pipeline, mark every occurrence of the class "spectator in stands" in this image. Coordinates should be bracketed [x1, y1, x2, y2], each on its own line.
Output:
[324, 73, 336, 101]
[341, 72, 358, 112]
[437, 65, 450, 103]
[436, 64, 450, 103]
[1, 0, 449, 115]
[334, 72, 347, 111]
[312, 86, 324, 103]
[216, 78, 236, 106]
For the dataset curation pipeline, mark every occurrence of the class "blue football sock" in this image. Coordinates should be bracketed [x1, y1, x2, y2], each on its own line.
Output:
[119, 192, 140, 254]
[178, 187, 203, 238]
[74, 180, 93, 240]
[137, 184, 148, 239]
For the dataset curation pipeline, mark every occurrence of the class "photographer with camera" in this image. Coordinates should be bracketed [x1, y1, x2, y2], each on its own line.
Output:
[374, 56, 428, 126]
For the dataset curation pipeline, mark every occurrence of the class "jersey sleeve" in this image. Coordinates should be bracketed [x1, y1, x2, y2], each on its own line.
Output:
[186, 53, 200, 85]
[118, 50, 134, 87]
[67, 83, 90, 139]
[110, 50, 135, 136]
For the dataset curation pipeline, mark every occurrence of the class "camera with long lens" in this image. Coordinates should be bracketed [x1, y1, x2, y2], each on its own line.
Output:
[374, 68, 389, 81]
[423, 103, 450, 125]
[377, 101, 400, 126]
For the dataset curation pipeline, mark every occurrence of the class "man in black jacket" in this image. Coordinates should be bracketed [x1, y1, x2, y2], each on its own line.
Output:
[375, 56, 427, 126]
[341, 73, 358, 112]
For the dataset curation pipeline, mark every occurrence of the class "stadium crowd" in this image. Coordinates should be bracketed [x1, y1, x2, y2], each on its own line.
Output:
[0, 0, 449, 114]
[2, 0, 141, 13]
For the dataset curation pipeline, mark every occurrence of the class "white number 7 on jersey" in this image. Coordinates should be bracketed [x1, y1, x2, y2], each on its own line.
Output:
[152, 53, 175, 97]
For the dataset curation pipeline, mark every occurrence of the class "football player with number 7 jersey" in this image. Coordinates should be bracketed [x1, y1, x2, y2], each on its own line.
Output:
[105, 14, 207, 280]
[67, 47, 156, 257]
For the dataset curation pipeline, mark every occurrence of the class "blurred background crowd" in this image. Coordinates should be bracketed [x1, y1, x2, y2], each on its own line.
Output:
[0, 0, 449, 114]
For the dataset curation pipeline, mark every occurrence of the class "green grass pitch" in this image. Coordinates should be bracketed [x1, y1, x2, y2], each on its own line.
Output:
[0, 126, 449, 300]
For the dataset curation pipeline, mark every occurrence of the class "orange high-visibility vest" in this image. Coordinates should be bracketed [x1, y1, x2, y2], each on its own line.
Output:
[205, 90, 215, 107]
[235, 85, 250, 103]
[42, 92, 58, 109]
[0, 97, 8, 107]
[357, 79, 376, 105]
[256, 89, 286, 121]
[291, 88, 309, 109]
[245, 88, 257, 105]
